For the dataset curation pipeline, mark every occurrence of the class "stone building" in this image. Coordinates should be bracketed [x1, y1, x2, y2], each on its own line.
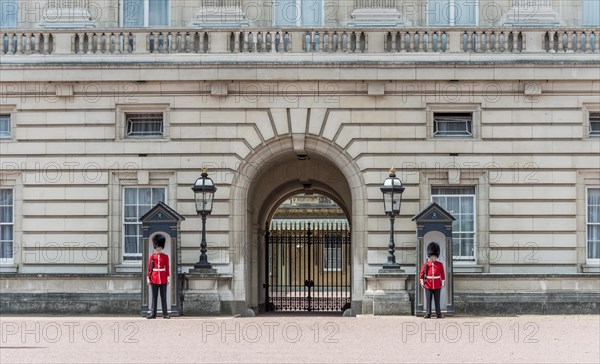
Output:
[0, 0, 599, 315]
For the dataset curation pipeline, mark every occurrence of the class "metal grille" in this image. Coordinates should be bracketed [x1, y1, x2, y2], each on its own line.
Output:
[433, 112, 472, 137]
[126, 113, 163, 136]
[590, 112, 600, 137]
[266, 221, 351, 312]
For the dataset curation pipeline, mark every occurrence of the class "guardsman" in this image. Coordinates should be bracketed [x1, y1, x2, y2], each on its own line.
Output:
[147, 234, 170, 319]
[419, 242, 446, 318]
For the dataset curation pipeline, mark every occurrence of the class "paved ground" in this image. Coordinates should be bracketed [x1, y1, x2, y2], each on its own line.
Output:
[0, 314, 598, 363]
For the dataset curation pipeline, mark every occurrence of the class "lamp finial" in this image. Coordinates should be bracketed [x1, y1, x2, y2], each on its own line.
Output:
[389, 167, 396, 174]
[202, 167, 208, 174]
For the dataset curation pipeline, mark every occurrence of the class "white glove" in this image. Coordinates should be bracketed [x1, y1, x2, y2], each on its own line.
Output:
[167, 277, 170, 284]
[419, 279, 424, 287]
[146, 278, 151, 285]
[442, 280, 446, 287]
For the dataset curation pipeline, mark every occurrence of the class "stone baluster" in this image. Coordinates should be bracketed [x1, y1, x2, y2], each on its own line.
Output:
[44, 33, 51, 54]
[574, 31, 580, 52]
[15, 33, 23, 54]
[24, 33, 32, 54]
[75, 32, 81, 54]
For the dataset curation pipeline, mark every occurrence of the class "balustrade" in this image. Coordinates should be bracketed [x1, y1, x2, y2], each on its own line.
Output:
[2, 28, 599, 56]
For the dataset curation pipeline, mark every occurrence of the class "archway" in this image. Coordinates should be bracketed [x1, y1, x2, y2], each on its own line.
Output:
[229, 136, 367, 314]
[266, 192, 351, 312]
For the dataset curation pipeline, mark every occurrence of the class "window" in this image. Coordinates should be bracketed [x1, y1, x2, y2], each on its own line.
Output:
[589, 112, 600, 137]
[122, 0, 169, 27]
[125, 113, 164, 137]
[273, 0, 323, 26]
[323, 233, 342, 271]
[428, 0, 478, 26]
[588, 188, 600, 260]
[0, 189, 13, 263]
[433, 112, 473, 137]
[123, 187, 166, 262]
[0, 115, 10, 138]
[582, 0, 600, 26]
[0, 0, 17, 28]
[432, 186, 476, 261]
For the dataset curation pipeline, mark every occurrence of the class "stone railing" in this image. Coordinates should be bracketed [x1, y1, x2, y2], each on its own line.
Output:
[1, 28, 598, 56]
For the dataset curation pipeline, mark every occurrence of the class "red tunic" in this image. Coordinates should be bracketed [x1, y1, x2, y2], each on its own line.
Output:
[147, 252, 170, 285]
[419, 260, 446, 289]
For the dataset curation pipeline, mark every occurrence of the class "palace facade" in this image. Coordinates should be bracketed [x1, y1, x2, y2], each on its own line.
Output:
[0, 0, 599, 315]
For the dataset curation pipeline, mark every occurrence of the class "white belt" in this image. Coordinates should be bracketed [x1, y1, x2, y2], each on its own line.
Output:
[153, 268, 166, 271]
[426, 276, 441, 279]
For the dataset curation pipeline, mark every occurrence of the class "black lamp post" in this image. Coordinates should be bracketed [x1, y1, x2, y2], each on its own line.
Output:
[380, 167, 405, 270]
[192, 167, 216, 269]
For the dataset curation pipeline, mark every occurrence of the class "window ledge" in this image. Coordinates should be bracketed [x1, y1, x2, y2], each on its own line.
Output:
[453, 263, 483, 273]
[115, 264, 142, 273]
[582, 264, 600, 273]
[0, 264, 18, 273]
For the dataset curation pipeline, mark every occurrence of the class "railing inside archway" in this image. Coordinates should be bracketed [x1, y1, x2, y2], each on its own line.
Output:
[265, 221, 351, 312]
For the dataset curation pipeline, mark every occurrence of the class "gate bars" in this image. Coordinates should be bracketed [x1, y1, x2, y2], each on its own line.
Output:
[265, 221, 351, 312]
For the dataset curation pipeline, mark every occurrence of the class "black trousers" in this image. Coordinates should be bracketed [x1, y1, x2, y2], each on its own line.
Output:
[425, 288, 442, 316]
[150, 284, 168, 316]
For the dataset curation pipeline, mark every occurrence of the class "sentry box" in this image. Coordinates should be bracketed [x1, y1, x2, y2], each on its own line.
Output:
[412, 202, 456, 316]
[140, 202, 185, 317]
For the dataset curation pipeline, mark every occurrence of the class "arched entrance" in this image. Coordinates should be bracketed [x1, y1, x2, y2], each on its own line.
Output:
[229, 136, 367, 314]
[266, 193, 351, 312]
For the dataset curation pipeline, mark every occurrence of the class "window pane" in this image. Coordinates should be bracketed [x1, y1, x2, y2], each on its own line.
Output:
[461, 238, 474, 257]
[446, 196, 460, 214]
[1, 225, 13, 241]
[0, 115, 10, 137]
[123, 0, 144, 27]
[124, 188, 137, 205]
[149, 0, 169, 26]
[583, 0, 600, 26]
[301, 0, 323, 26]
[588, 226, 600, 259]
[0, 206, 12, 223]
[428, 0, 449, 25]
[124, 236, 139, 254]
[124, 206, 137, 221]
[139, 188, 151, 205]
[588, 206, 600, 224]
[0, 189, 12, 205]
[455, 0, 477, 26]
[461, 196, 474, 213]
[588, 188, 600, 205]
[273, 0, 298, 26]
[0, 0, 18, 28]
[152, 188, 165, 204]
[124, 223, 138, 236]
[1, 241, 13, 259]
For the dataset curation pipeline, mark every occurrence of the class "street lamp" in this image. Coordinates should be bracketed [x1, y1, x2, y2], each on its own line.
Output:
[192, 167, 217, 269]
[380, 167, 405, 269]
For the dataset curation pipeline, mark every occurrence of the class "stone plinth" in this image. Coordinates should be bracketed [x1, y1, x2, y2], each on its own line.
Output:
[38, 8, 96, 29]
[183, 271, 233, 316]
[191, 7, 250, 27]
[363, 271, 411, 315]
[348, 8, 409, 27]
[502, 5, 561, 27]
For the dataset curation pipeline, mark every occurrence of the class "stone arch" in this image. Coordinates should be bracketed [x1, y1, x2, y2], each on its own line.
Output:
[229, 135, 367, 313]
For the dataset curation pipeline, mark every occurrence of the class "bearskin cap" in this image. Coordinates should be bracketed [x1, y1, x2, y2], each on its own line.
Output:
[153, 234, 166, 249]
[427, 242, 440, 258]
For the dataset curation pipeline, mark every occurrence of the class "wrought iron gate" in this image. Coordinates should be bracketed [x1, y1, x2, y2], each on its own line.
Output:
[265, 221, 351, 312]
